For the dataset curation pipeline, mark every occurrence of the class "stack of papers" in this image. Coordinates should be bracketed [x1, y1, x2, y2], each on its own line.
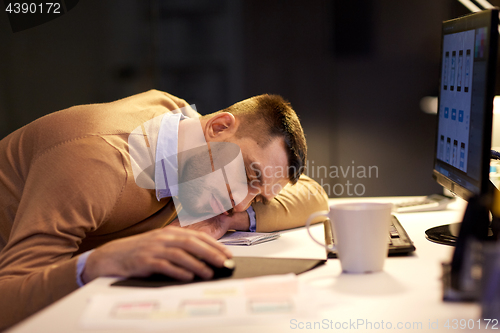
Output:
[218, 231, 281, 246]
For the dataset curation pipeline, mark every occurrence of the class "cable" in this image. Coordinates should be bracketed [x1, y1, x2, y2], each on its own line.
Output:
[491, 150, 500, 160]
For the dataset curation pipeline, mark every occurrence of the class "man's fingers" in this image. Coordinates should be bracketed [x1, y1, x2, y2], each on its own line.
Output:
[190, 230, 233, 257]
[152, 248, 213, 280]
[155, 232, 228, 268]
[162, 226, 233, 260]
[146, 257, 196, 281]
[164, 235, 227, 268]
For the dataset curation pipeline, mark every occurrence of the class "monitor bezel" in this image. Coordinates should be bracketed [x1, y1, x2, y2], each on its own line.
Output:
[432, 9, 499, 201]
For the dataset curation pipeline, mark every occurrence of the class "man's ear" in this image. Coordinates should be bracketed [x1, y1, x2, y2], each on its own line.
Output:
[205, 112, 237, 140]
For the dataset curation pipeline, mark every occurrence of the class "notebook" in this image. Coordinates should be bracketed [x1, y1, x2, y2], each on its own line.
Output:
[111, 257, 326, 288]
[218, 231, 281, 246]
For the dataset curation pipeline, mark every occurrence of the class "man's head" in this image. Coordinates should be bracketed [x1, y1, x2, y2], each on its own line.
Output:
[218, 94, 307, 185]
[180, 94, 307, 214]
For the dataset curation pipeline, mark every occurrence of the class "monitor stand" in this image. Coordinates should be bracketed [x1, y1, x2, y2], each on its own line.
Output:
[425, 183, 500, 246]
[425, 223, 461, 246]
[425, 181, 500, 246]
[426, 222, 497, 246]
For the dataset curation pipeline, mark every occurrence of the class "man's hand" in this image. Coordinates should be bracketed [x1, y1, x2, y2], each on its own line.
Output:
[168, 211, 251, 239]
[81, 226, 232, 284]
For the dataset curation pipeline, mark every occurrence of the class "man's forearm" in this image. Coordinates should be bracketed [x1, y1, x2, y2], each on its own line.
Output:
[0, 258, 80, 330]
[228, 210, 251, 231]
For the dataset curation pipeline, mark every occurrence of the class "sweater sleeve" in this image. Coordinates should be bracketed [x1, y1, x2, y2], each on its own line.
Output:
[0, 136, 126, 330]
[253, 175, 329, 232]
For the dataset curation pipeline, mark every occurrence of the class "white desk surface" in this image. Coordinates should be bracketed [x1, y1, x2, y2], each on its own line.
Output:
[8, 197, 483, 333]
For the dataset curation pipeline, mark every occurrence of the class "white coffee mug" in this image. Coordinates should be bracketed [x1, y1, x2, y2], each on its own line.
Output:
[306, 202, 392, 274]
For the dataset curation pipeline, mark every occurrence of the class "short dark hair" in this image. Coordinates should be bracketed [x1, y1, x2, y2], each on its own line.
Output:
[219, 94, 306, 184]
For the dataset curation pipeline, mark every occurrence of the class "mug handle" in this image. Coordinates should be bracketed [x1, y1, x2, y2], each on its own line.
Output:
[305, 210, 336, 252]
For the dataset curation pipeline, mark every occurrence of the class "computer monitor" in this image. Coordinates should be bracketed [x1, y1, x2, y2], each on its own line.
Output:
[426, 9, 499, 245]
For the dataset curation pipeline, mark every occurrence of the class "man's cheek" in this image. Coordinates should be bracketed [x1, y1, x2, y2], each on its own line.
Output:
[248, 180, 260, 192]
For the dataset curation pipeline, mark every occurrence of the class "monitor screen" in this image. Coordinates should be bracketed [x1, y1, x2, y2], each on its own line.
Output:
[433, 9, 498, 201]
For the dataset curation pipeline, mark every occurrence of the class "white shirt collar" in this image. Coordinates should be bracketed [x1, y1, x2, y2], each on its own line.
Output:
[154, 113, 187, 200]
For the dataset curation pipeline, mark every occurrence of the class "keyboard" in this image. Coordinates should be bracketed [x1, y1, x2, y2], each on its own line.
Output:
[326, 215, 416, 259]
[394, 194, 455, 213]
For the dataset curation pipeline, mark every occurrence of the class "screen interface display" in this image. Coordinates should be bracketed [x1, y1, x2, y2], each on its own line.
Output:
[434, 17, 493, 196]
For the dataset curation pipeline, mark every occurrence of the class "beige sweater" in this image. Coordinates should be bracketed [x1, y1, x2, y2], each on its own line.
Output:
[0, 90, 328, 329]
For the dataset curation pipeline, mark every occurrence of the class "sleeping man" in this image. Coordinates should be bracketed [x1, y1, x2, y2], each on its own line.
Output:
[0, 90, 328, 329]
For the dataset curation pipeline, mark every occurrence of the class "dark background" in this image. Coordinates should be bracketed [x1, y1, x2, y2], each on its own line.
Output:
[0, 0, 491, 197]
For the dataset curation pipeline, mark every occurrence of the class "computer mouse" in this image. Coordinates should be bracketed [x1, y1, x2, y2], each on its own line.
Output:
[128, 258, 236, 286]
[205, 258, 236, 280]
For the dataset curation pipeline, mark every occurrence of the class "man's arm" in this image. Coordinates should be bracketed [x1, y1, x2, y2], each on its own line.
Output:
[171, 175, 328, 237]
[0, 136, 231, 330]
[167, 211, 250, 239]
[252, 175, 329, 232]
[0, 138, 124, 330]
[82, 226, 231, 283]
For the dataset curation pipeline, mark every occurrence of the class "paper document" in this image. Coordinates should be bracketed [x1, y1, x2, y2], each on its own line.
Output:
[218, 231, 280, 245]
[80, 274, 323, 330]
